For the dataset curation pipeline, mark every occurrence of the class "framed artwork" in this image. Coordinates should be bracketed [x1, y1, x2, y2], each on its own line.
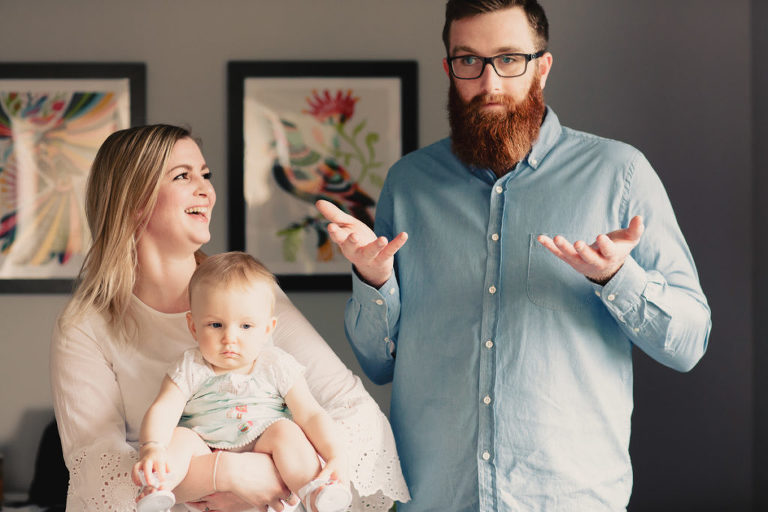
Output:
[228, 60, 418, 290]
[0, 63, 146, 293]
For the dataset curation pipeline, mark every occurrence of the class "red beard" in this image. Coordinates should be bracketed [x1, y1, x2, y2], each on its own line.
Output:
[448, 78, 546, 176]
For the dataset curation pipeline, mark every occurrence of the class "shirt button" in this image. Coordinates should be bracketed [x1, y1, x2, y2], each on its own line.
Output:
[482, 451, 491, 461]
[483, 395, 492, 405]
[633, 327, 640, 333]
[389, 288, 396, 295]
[485, 339, 494, 349]
[489, 286, 497, 294]
[384, 337, 391, 343]
[491, 233, 499, 241]
[594, 290, 601, 297]
[495, 186, 503, 194]
[375, 299, 384, 305]
[530, 158, 538, 166]
[607, 294, 616, 301]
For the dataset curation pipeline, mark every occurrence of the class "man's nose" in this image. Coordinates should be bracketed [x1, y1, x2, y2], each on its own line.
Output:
[477, 62, 503, 93]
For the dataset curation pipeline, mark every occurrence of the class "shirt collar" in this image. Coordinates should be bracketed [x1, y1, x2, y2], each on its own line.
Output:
[527, 106, 562, 170]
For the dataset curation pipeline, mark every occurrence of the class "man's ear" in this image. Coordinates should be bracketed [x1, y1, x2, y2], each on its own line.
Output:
[443, 57, 451, 77]
[537, 51, 554, 89]
[186, 312, 197, 338]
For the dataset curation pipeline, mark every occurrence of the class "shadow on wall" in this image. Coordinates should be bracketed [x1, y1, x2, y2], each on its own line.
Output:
[2, 408, 58, 494]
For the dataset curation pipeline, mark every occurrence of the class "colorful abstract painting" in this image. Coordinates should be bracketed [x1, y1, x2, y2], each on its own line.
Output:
[0, 78, 131, 282]
[229, 62, 417, 289]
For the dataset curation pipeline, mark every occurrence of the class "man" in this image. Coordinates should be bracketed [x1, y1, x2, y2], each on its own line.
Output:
[316, 1, 711, 510]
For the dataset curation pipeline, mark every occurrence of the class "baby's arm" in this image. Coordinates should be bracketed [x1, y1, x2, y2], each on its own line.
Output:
[132, 376, 187, 487]
[284, 376, 348, 483]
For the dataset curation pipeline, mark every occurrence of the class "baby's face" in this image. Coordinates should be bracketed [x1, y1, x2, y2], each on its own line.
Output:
[187, 281, 276, 375]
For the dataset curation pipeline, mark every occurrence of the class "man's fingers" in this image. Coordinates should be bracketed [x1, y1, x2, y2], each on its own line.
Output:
[628, 215, 644, 240]
[593, 234, 616, 259]
[377, 232, 408, 260]
[573, 240, 603, 266]
[537, 235, 565, 259]
[316, 199, 356, 226]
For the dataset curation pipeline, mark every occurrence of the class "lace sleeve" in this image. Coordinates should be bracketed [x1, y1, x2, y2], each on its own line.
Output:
[271, 290, 410, 510]
[66, 442, 139, 511]
[51, 319, 142, 511]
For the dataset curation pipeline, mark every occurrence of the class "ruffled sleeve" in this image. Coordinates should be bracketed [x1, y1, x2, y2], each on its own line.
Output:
[50, 317, 140, 511]
[271, 289, 410, 508]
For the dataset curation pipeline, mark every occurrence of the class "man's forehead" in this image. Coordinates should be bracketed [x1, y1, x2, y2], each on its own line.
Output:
[448, 7, 537, 55]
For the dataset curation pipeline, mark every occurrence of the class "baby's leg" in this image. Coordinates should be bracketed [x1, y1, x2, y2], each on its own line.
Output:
[252, 419, 321, 494]
[162, 426, 212, 490]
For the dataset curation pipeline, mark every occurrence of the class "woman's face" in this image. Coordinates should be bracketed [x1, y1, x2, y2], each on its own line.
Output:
[142, 137, 216, 253]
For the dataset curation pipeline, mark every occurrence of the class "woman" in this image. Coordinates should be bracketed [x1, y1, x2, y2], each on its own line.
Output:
[51, 125, 409, 511]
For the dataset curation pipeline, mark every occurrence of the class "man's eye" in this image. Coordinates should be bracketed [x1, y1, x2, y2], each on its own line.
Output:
[459, 56, 478, 65]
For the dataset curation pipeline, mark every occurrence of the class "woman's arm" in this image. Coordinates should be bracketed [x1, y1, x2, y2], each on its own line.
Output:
[51, 320, 140, 510]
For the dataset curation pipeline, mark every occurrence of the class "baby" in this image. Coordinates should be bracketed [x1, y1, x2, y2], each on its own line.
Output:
[132, 251, 351, 512]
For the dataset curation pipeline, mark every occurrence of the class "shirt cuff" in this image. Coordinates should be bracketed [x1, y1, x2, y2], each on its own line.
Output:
[593, 255, 647, 321]
[351, 270, 400, 313]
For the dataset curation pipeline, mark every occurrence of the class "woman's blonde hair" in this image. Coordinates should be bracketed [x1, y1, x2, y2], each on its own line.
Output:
[59, 124, 196, 342]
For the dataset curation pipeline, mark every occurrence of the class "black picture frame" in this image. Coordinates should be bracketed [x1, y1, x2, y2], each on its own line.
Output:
[228, 60, 418, 290]
[0, 62, 146, 293]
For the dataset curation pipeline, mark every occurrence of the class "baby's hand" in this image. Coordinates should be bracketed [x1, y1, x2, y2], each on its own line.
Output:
[316, 456, 349, 486]
[132, 442, 170, 488]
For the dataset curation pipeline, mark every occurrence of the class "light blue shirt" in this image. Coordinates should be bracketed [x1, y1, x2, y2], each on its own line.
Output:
[345, 108, 711, 512]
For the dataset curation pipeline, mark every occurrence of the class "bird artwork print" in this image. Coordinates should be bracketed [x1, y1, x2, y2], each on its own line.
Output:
[270, 89, 384, 263]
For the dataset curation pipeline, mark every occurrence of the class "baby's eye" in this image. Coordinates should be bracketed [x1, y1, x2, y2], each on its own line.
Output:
[203, 171, 212, 180]
[241, 323, 252, 330]
[209, 322, 222, 328]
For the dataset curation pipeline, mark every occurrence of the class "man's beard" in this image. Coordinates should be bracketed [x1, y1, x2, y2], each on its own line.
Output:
[448, 77, 546, 176]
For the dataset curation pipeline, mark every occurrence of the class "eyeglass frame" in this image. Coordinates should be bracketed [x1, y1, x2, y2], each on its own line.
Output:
[446, 49, 548, 80]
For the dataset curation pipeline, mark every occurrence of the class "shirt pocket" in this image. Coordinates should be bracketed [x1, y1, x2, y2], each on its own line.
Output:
[526, 233, 599, 312]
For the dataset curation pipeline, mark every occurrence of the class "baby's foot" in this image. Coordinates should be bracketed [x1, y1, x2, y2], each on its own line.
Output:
[298, 480, 352, 512]
[136, 472, 176, 512]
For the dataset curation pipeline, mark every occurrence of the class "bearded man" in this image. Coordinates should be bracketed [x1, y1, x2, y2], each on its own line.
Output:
[317, 1, 711, 510]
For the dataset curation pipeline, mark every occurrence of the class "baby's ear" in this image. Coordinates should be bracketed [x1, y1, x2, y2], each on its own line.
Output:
[186, 312, 197, 338]
[265, 316, 277, 334]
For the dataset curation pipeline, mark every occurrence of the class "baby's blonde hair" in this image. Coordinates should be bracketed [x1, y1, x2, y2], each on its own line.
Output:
[189, 251, 277, 313]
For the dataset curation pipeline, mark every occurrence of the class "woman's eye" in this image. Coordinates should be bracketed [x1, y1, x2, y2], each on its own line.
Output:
[173, 172, 188, 181]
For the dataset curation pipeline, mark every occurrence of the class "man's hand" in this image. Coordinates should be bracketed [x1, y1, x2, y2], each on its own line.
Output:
[537, 216, 645, 285]
[316, 199, 408, 288]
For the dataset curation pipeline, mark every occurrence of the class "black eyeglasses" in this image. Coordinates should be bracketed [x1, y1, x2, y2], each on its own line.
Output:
[447, 49, 547, 79]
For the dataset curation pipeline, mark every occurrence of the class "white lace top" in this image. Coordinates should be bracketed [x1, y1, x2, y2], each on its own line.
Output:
[50, 289, 410, 511]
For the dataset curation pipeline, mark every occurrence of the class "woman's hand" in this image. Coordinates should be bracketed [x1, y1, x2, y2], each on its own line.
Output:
[178, 451, 294, 511]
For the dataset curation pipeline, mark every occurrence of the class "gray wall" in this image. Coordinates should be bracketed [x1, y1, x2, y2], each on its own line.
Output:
[0, 1, 755, 509]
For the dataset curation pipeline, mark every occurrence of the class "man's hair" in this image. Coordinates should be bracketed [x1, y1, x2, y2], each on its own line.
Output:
[442, 0, 549, 54]
[189, 252, 278, 312]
